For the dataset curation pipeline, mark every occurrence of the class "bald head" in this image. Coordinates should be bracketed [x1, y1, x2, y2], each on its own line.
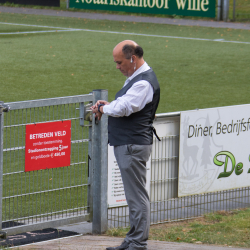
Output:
[113, 40, 145, 77]
[113, 40, 144, 59]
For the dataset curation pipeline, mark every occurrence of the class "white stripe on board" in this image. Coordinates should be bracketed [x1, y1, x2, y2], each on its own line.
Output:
[0, 22, 249, 45]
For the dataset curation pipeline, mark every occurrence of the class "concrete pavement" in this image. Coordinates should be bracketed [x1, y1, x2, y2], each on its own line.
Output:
[17, 234, 246, 250]
[0, 6, 249, 30]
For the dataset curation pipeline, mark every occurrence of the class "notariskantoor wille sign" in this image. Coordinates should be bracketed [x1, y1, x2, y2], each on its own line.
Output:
[69, 0, 215, 18]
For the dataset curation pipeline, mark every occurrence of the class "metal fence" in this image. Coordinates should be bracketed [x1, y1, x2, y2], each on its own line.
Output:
[231, 0, 250, 21]
[1, 94, 250, 235]
[108, 113, 250, 228]
[0, 90, 108, 237]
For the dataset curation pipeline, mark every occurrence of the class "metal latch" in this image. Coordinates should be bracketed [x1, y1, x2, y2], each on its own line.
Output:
[0, 102, 10, 113]
[79, 102, 93, 126]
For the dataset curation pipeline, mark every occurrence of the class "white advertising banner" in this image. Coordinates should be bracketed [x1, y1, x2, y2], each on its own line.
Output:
[179, 104, 250, 197]
[108, 145, 151, 208]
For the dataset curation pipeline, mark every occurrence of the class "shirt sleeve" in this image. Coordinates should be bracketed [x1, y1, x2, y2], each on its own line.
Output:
[103, 80, 154, 117]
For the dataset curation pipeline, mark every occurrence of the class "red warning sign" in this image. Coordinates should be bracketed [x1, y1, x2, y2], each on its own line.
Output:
[25, 120, 71, 172]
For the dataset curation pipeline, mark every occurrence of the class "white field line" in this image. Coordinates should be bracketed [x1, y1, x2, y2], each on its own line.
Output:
[0, 29, 79, 35]
[0, 22, 249, 45]
[0, 21, 72, 30]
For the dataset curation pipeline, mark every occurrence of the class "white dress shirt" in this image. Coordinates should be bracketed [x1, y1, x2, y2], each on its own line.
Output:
[103, 62, 154, 117]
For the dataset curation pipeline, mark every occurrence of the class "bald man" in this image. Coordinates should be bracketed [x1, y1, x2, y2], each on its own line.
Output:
[91, 40, 160, 250]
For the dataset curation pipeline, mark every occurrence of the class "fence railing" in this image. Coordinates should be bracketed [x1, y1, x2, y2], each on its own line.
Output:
[0, 90, 108, 237]
[1, 95, 250, 235]
[108, 112, 250, 228]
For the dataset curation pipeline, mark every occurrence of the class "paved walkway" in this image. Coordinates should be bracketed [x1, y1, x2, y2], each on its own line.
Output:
[10, 221, 249, 249]
[17, 235, 246, 250]
[0, 6, 249, 30]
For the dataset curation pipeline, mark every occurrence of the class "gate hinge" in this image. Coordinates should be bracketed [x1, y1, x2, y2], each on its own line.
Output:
[0, 231, 7, 239]
[0, 102, 10, 113]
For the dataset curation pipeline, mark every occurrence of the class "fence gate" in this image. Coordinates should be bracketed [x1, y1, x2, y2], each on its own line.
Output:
[0, 90, 108, 237]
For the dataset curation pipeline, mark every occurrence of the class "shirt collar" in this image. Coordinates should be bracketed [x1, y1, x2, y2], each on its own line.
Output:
[124, 62, 150, 87]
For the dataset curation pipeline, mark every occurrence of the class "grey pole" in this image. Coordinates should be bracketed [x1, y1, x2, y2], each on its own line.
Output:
[0, 102, 9, 238]
[0, 102, 4, 233]
[222, 0, 229, 21]
[233, 0, 236, 21]
[66, 0, 69, 9]
[217, 0, 222, 21]
[91, 90, 108, 234]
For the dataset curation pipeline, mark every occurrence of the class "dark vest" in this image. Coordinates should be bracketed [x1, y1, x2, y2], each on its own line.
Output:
[108, 68, 160, 146]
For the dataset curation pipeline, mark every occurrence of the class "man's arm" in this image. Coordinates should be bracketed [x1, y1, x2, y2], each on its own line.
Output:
[103, 81, 153, 117]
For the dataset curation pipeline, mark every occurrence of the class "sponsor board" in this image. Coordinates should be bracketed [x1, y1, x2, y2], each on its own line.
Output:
[179, 104, 250, 197]
[69, 0, 215, 17]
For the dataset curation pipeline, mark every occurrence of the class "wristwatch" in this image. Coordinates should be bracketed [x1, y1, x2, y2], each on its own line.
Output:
[98, 104, 105, 113]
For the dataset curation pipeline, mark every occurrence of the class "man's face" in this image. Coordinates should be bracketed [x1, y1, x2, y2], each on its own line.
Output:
[113, 49, 134, 77]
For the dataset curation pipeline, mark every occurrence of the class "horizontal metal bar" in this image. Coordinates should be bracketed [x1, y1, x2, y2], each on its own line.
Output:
[3, 118, 93, 128]
[152, 156, 178, 161]
[151, 177, 178, 182]
[3, 139, 89, 152]
[3, 184, 88, 199]
[3, 170, 23, 176]
[153, 135, 179, 140]
[155, 112, 180, 118]
[3, 161, 87, 176]
[71, 139, 89, 144]
[3, 214, 90, 236]
[5, 94, 93, 110]
[7, 207, 89, 222]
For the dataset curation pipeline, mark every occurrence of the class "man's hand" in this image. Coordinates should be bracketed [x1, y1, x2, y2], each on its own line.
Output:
[90, 100, 109, 121]
[91, 100, 109, 110]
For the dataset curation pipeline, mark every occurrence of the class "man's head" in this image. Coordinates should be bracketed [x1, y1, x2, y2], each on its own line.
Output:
[113, 40, 145, 77]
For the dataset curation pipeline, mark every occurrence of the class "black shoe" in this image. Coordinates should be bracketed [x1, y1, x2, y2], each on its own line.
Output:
[106, 240, 130, 250]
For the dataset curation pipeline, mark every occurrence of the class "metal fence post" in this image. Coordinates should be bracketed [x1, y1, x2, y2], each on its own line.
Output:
[0, 102, 5, 234]
[217, 0, 222, 21]
[91, 90, 108, 234]
[0, 103, 9, 237]
[222, 0, 229, 21]
[233, 0, 236, 21]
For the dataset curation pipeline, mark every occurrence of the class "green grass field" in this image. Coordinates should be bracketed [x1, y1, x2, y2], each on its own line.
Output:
[0, 11, 249, 227]
[0, 12, 249, 114]
[107, 209, 250, 248]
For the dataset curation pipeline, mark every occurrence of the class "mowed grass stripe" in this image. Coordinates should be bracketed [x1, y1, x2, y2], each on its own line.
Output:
[1, 22, 249, 44]
[0, 13, 249, 113]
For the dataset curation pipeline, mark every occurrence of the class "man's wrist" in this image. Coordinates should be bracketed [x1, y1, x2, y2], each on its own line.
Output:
[98, 104, 105, 113]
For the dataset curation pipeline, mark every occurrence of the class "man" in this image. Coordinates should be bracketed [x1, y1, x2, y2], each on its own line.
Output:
[91, 40, 160, 250]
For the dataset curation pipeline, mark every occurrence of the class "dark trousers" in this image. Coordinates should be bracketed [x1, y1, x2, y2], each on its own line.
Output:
[114, 144, 152, 250]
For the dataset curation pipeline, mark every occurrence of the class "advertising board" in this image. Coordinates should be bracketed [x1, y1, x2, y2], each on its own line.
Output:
[108, 145, 151, 207]
[179, 104, 250, 197]
[25, 120, 71, 172]
[69, 0, 215, 17]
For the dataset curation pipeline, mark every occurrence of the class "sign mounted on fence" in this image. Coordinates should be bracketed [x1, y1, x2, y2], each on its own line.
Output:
[178, 104, 250, 197]
[108, 145, 151, 208]
[25, 120, 71, 172]
[69, 0, 215, 17]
